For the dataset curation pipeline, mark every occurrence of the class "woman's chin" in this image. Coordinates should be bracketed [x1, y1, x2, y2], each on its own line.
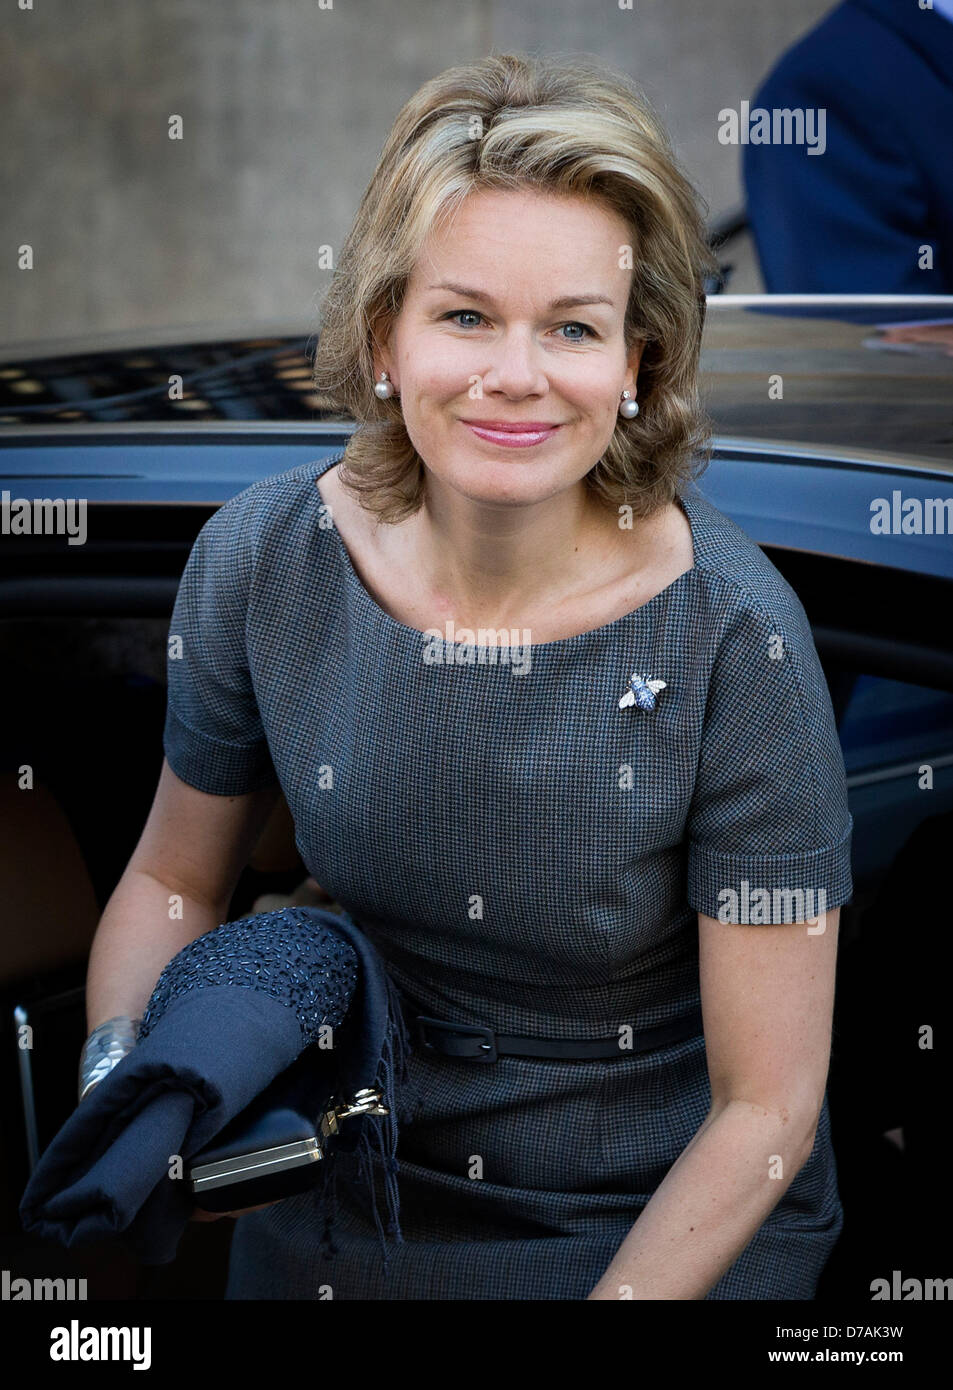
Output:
[450, 477, 565, 509]
[434, 454, 580, 508]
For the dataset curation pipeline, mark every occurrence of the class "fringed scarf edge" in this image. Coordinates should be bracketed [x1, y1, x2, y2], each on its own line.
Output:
[311, 966, 417, 1272]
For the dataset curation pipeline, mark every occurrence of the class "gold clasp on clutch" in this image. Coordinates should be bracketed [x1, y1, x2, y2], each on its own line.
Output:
[319, 1086, 389, 1140]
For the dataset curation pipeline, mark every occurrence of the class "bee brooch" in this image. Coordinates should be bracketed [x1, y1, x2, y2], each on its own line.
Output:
[618, 673, 667, 712]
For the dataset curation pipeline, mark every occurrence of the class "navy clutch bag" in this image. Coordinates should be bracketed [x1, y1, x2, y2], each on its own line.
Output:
[19, 906, 416, 1268]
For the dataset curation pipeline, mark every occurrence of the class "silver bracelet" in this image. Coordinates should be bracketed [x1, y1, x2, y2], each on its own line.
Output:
[78, 1015, 141, 1103]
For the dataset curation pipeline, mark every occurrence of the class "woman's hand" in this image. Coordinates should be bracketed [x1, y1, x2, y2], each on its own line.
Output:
[189, 1200, 282, 1222]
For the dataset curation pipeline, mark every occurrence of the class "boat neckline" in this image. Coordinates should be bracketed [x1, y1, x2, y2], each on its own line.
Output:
[310, 448, 705, 654]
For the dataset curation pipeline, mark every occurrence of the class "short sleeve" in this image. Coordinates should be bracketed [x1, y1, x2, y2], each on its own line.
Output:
[686, 592, 853, 924]
[163, 496, 279, 796]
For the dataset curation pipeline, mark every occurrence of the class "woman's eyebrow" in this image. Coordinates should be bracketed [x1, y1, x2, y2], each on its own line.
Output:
[426, 280, 615, 310]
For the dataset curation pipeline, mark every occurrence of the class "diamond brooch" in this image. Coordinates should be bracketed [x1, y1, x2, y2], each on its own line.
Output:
[618, 673, 667, 711]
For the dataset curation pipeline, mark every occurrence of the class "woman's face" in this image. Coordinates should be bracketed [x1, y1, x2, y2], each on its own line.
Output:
[376, 187, 644, 510]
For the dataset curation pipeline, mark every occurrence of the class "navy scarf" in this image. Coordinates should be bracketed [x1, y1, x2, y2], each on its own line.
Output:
[19, 906, 416, 1267]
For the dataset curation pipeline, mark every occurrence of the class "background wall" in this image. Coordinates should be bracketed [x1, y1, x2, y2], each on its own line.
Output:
[2, 0, 835, 346]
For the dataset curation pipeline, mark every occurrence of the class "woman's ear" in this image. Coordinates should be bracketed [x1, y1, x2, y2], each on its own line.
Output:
[623, 338, 645, 397]
[370, 318, 396, 388]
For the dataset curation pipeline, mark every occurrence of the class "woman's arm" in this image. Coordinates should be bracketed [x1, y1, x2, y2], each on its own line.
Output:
[84, 758, 282, 1032]
[83, 757, 288, 1223]
[586, 905, 839, 1300]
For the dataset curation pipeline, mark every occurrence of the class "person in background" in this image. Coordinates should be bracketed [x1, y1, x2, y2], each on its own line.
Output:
[743, 0, 953, 292]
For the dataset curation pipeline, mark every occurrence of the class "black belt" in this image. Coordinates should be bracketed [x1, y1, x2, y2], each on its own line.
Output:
[408, 1005, 704, 1062]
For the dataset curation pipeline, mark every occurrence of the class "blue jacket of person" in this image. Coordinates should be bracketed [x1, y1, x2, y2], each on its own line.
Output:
[742, 0, 953, 291]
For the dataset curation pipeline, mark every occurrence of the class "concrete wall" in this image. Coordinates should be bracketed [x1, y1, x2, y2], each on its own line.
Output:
[2, 0, 835, 345]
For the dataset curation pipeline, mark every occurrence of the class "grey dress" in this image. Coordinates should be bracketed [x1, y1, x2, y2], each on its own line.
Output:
[162, 447, 853, 1300]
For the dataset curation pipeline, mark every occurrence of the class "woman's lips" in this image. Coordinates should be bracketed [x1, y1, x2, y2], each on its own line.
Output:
[461, 420, 563, 448]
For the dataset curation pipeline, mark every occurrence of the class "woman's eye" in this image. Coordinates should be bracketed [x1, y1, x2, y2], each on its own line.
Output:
[558, 322, 593, 342]
[442, 311, 594, 341]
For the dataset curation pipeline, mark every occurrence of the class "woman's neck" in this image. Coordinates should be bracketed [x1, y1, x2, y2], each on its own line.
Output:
[413, 476, 641, 622]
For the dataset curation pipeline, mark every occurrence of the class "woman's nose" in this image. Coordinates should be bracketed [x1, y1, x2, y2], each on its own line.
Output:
[478, 329, 548, 397]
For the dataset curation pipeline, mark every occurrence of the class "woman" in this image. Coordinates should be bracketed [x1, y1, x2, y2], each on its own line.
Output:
[85, 52, 852, 1300]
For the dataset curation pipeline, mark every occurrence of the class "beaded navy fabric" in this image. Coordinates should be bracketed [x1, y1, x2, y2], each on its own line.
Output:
[163, 447, 854, 1300]
[137, 907, 359, 1047]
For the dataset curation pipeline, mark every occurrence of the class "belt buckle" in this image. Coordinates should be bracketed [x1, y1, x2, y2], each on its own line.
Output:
[415, 1015, 498, 1063]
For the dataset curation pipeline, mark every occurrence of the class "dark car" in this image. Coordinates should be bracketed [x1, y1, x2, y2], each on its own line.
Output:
[2, 294, 952, 1299]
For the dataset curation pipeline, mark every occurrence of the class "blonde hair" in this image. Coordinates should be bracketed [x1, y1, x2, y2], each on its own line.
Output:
[313, 51, 718, 523]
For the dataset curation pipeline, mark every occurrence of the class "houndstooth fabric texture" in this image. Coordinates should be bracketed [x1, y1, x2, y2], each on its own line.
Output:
[164, 447, 852, 1300]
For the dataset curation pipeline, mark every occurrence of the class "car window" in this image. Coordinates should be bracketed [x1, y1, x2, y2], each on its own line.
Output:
[840, 673, 953, 894]
[839, 674, 953, 775]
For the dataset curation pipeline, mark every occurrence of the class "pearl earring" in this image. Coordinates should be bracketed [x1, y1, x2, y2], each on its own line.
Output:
[619, 389, 639, 419]
[373, 371, 395, 400]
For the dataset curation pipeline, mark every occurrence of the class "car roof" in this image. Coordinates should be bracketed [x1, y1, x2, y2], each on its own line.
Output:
[2, 294, 952, 465]
[2, 296, 951, 580]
